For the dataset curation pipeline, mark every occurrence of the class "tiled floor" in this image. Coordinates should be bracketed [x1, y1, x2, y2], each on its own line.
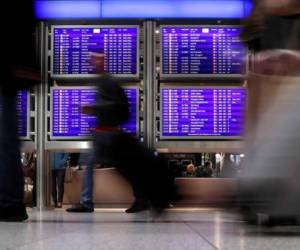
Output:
[1, 208, 300, 250]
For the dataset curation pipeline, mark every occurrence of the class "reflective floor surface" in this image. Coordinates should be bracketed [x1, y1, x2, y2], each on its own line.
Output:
[1, 208, 300, 250]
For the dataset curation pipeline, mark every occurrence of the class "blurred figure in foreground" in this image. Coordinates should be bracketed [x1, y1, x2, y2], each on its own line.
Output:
[67, 55, 177, 213]
[0, 1, 40, 221]
[239, 0, 300, 225]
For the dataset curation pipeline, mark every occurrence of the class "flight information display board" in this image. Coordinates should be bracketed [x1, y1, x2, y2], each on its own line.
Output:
[160, 87, 246, 139]
[51, 87, 138, 139]
[0, 90, 30, 139]
[51, 25, 139, 78]
[17, 91, 30, 138]
[160, 26, 247, 77]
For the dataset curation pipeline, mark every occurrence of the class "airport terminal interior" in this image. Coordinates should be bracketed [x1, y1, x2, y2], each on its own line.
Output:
[1, 0, 300, 249]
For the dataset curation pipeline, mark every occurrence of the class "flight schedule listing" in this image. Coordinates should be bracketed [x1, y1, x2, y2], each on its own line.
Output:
[16, 91, 29, 137]
[52, 88, 138, 138]
[161, 88, 246, 137]
[161, 27, 247, 75]
[0, 91, 28, 137]
[52, 27, 138, 76]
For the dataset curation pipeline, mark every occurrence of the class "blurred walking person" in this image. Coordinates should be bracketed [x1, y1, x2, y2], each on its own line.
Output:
[239, 0, 300, 225]
[67, 72, 177, 213]
[0, 0, 40, 221]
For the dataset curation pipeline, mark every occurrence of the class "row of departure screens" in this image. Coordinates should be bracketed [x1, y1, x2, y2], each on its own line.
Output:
[5, 87, 246, 140]
[52, 25, 247, 78]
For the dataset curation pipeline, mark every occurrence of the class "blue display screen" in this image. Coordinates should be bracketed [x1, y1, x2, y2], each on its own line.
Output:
[35, 1, 253, 19]
[51, 87, 138, 138]
[17, 91, 29, 138]
[161, 27, 247, 76]
[0, 90, 29, 138]
[161, 87, 246, 138]
[52, 26, 138, 77]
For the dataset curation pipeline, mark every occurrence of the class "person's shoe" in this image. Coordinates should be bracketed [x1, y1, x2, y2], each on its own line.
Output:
[66, 203, 94, 213]
[125, 201, 150, 213]
[55, 202, 62, 208]
[151, 202, 173, 214]
[0, 204, 28, 222]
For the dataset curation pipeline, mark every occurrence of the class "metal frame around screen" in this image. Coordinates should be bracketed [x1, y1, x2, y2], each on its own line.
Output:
[50, 86, 140, 140]
[159, 85, 247, 140]
[159, 25, 249, 79]
[50, 25, 140, 80]
[19, 91, 31, 140]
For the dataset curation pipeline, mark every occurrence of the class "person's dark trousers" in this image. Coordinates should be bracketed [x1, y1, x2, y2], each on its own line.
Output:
[51, 169, 66, 204]
[93, 132, 149, 202]
[100, 132, 175, 207]
[117, 163, 148, 203]
[0, 90, 26, 216]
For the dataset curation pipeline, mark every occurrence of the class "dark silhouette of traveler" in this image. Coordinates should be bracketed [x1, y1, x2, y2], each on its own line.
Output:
[51, 152, 69, 208]
[196, 161, 213, 178]
[67, 74, 177, 213]
[0, 1, 40, 221]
